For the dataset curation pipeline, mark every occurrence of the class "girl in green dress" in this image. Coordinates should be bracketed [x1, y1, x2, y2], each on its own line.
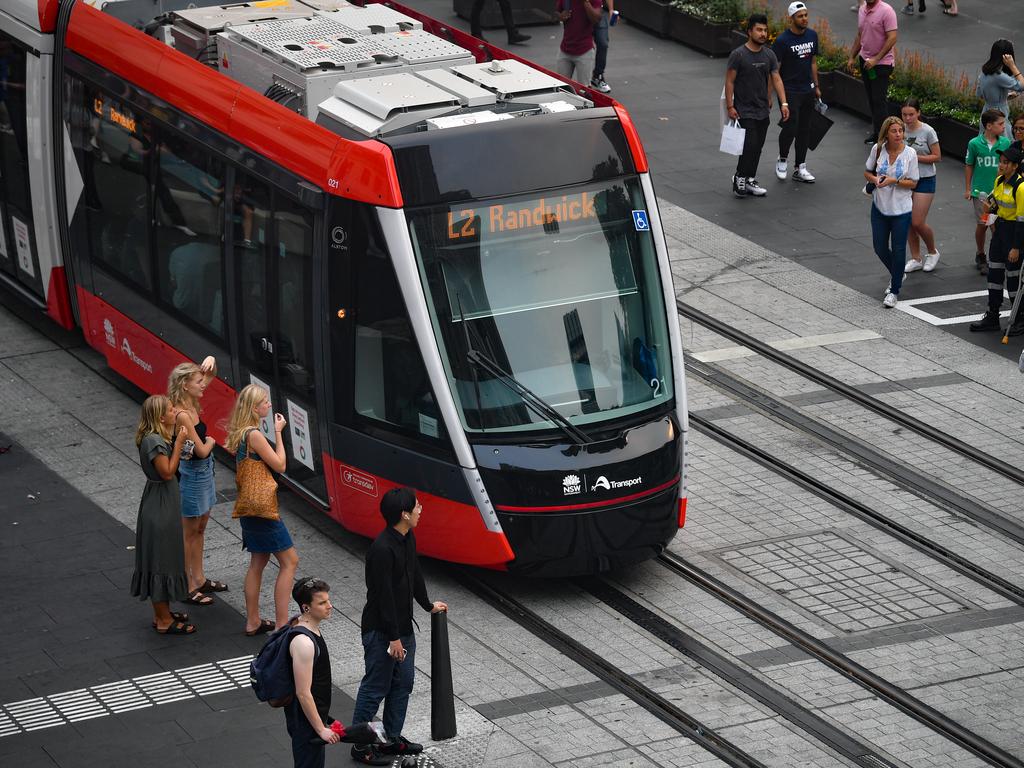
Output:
[131, 395, 195, 634]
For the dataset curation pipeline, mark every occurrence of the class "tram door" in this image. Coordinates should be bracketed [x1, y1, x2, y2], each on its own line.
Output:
[0, 33, 42, 297]
[232, 173, 327, 503]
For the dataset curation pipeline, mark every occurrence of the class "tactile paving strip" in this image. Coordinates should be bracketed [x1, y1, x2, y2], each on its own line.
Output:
[0, 655, 253, 737]
[717, 531, 971, 632]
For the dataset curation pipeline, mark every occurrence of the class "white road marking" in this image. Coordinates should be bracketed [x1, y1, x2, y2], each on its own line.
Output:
[689, 329, 883, 362]
[0, 655, 254, 738]
[896, 289, 1011, 326]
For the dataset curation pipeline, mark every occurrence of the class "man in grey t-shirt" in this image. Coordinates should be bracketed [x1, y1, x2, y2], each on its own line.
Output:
[725, 13, 789, 197]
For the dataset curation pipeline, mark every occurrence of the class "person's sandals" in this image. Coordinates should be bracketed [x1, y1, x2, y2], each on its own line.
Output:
[942, 7, 957, 14]
[197, 578, 229, 593]
[152, 611, 189, 628]
[154, 620, 197, 635]
[184, 590, 215, 605]
[245, 619, 275, 636]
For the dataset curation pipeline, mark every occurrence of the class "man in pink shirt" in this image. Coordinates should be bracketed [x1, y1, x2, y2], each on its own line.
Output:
[846, 0, 898, 143]
[555, 0, 603, 85]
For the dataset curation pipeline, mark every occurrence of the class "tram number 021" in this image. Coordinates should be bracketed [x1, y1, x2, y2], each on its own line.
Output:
[651, 378, 666, 397]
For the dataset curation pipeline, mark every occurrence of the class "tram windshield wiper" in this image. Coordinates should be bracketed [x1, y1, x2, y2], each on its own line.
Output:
[465, 348, 592, 446]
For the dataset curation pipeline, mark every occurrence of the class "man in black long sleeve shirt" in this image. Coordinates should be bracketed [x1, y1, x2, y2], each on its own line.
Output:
[351, 487, 447, 766]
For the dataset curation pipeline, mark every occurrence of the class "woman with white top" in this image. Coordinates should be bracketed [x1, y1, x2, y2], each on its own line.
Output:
[977, 40, 1024, 138]
[901, 99, 942, 274]
[865, 115, 919, 308]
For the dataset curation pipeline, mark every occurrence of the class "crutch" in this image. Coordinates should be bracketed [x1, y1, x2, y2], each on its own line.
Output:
[1002, 277, 1024, 344]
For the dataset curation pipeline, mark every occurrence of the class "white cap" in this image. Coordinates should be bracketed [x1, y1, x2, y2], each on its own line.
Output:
[788, 1, 807, 15]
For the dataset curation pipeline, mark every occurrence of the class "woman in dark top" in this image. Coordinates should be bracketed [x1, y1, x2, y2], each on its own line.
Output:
[168, 356, 226, 606]
[131, 395, 194, 634]
[226, 384, 299, 635]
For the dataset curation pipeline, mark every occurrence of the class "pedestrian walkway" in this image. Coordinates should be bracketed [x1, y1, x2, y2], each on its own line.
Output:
[0, 432, 358, 768]
[423, 0, 1024, 361]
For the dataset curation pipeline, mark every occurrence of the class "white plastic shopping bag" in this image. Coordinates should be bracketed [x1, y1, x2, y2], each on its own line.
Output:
[720, 120, 746, 156]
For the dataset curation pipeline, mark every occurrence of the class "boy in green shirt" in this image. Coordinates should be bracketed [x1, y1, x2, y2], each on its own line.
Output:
[965, 109, 1010, 275]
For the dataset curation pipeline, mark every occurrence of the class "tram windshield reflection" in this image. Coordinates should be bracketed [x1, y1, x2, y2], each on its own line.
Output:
[409, 177, 674, 434]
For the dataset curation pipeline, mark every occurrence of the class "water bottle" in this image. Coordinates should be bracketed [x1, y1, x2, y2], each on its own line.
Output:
[610, 9, 619, 24]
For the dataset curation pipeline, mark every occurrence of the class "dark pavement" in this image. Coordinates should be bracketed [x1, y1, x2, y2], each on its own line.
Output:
[416, 0, 1024, 361]
[0, 435, 355, 768]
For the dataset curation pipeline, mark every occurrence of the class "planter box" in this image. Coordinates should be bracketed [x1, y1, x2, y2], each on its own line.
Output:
[667, 10, 736, 57]
[453, 0, 557, 28]
[930, 116, 977, 163]
[820, 69, 870, 119]
[619, 0, 670, 37]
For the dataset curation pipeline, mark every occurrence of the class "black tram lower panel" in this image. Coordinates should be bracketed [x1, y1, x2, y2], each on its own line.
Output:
[498, 485, 680, 577]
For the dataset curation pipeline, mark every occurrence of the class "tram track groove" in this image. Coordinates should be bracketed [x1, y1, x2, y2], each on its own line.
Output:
[655, 552, 1024, 768]
[685, 356, 1024, 549]
[688, 412, 1024, 607]
[576, 577, 902, 768]
[677, 300, 1024, 487]
[457, 571, 769, 768]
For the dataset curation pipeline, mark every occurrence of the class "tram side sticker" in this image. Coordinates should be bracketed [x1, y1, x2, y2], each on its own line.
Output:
[341, 464, 378, 497]
[249, 373, 275, 444]
[286, 399, 315, 472]
[12, 216, 33, 277]
[631, 210, 650, 232]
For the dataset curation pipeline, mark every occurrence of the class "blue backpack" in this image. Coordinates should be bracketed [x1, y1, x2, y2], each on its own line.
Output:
[249, 624, 318, 707]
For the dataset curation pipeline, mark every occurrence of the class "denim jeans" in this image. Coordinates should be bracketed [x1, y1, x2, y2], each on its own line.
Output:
[351, 631, 417, 739]
[592, 10, 609, 79]
[870, 204, 911, 295]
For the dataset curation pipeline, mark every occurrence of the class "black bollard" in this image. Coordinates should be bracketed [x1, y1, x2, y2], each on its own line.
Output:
[430, 610, 457, 741]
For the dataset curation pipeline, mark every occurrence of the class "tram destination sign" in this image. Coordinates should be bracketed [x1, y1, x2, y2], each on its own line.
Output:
[447, 192, 598, 240]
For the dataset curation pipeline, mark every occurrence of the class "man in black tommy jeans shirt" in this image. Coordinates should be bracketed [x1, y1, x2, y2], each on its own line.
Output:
[351, 488, 448, 766]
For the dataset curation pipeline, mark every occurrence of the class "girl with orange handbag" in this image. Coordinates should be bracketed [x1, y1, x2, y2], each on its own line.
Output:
[226, 384, 300, 636]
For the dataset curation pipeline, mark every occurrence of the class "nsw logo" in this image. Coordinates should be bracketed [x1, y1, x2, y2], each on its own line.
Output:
[562, 473, 582, 496]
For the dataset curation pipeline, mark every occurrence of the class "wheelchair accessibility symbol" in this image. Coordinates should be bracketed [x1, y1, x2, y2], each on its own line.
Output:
[632, 210, 650, 231]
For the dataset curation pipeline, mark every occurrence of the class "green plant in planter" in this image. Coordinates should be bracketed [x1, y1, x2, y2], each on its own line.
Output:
[671, 0, 746, 24]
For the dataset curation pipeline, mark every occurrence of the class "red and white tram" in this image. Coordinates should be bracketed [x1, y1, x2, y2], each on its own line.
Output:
[0, 0, 687, 575]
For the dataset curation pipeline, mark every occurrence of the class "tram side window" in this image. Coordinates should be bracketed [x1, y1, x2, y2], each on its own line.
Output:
[351, 210, 446, 443]
[153, 130, 225, 337]
[235, 177, 273, 366]
[275, 198, 314, 397]
[81, 87, 152, 290]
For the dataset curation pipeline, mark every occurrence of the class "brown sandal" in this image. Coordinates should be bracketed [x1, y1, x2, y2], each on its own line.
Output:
[154, 620, 196, 635]
[245, 619, 275, 636]
[197, 578, 229, 593]
[184, 590, 214, 606]
[152, 611, 189, 628]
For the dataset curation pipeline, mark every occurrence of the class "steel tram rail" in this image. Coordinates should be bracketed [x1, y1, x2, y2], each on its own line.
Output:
[685, 357, 1024, 549]
[458, 572, 768, 768]
[576, 578, 902, 768]
[677, 300, 1024, 486]
[657, 550, 1024, 768]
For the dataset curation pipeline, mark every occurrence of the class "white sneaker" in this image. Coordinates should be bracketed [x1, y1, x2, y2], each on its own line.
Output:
[775, 157, 788, 180]
[904, 259, 923, 273]
[883, 292, 897, 308]
[923, 251, 940, 272]
[746, 178, 767, 196]
[792, 164, 815, 183]
[883, 283, 891, 297]
[590, 76, 612, 94]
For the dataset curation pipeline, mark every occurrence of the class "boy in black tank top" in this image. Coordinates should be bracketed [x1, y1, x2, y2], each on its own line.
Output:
[287, 578, 340, 768]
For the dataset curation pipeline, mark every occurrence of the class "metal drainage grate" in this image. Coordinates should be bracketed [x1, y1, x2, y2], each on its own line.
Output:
[718, 531, 970, 632]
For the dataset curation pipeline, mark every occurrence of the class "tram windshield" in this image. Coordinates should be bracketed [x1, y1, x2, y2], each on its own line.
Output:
[408, 177, 674, 434]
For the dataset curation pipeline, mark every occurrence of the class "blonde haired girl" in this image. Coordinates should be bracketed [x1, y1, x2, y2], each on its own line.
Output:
[227, 384, 299, 634]
[168, 355, 225, 606]
[865, 116, 919, 309]
[131, 395, 195, 634]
